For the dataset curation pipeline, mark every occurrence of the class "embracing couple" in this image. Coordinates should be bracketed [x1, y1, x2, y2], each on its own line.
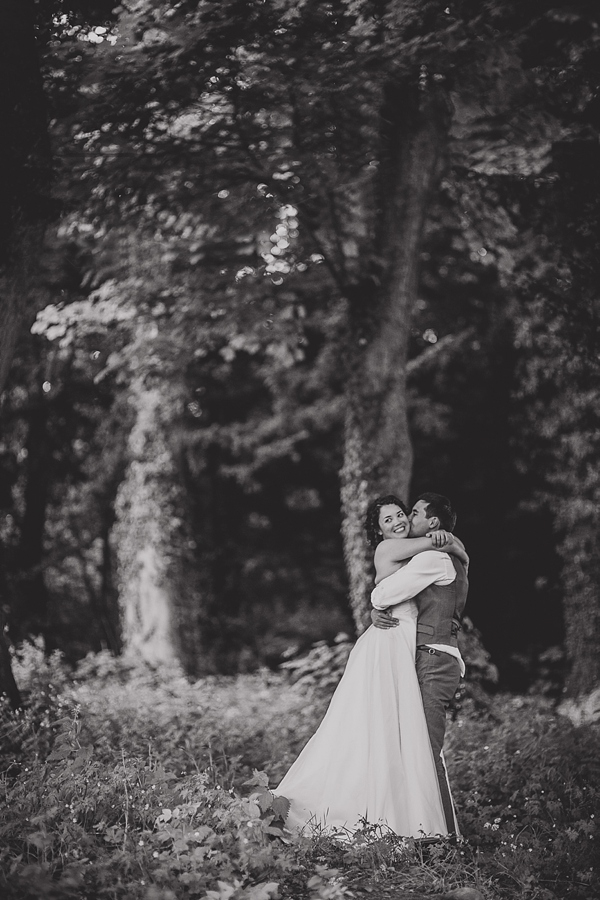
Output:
[276, 492, 468, 839]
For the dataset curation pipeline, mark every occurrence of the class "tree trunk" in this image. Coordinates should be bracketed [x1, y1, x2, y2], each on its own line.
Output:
[553, 380, 600, 711]
[516, 298, 600, 713]
[13, 384, 51, 637]
[0, 0, 50, 396]
[98, 525, 122, 653]
[0, 233, 49, 398]
[341, 83, 450, 633]
[0, 577, 22, 709]
[558, 518, 600, 702]
[0, 0, 50, 703]
[114, 379, 215, 674]
[340, 410, 373, 634]
[557, 517, 600, 724]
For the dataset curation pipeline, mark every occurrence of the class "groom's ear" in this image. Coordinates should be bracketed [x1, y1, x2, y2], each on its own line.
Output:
[428, 516, 440, 530]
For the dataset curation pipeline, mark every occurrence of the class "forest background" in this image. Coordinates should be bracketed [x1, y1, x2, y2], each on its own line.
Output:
[2, 0, 600, 700]
[1, 2, 600, 900]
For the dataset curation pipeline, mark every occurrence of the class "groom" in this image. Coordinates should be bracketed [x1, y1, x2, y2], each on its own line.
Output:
[371, 492, 468, 834]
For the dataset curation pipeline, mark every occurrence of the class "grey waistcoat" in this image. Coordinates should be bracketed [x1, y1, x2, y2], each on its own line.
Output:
[415, 557, 469, 647]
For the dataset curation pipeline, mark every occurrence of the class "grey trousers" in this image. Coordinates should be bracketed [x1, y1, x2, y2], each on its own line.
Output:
[416, 646, 461, 834]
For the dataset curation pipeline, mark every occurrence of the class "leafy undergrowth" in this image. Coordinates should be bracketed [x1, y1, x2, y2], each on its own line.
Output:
[0, 646, 598, 900]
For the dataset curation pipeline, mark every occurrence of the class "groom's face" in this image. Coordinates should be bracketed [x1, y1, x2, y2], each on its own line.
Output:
[409, 500, 435, 537]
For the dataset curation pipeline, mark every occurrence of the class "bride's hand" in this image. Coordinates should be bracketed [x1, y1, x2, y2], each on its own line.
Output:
[427, 530, 453, 549]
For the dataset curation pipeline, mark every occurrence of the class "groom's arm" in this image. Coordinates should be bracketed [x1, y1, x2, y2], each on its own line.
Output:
[371, 608, 400, 628]
[371, 551, 452, 610]
[370, 552, 449, 628]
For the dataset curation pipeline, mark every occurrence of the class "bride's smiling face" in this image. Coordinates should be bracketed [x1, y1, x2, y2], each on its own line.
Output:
[378, 504, 410, 541]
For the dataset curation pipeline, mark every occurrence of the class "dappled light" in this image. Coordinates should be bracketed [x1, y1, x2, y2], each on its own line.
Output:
[1, 1, 600, 898]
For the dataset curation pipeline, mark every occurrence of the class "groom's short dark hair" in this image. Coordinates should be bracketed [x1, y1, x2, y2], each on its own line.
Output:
[416, 492, 457, 532]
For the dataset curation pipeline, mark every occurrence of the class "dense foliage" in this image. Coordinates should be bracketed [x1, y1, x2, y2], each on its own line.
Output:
[2, 7, 600, 897]
[0, 650, 598, 900]
[1, 0, 600, 701]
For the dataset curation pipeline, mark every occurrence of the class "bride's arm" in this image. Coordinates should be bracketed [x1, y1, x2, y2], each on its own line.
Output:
[371, 534, 469, 627]
[374, 532, 458, 567]
[420, 531, 469, 570]
[374, 535, 442, 567]
[374, 533, 469, 586]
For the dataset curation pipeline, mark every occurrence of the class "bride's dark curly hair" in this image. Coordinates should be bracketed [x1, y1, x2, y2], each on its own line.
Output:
[364, 494, 409, 548]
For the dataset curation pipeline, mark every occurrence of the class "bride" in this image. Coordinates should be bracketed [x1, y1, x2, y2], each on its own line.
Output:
[275, 494, 468, 838]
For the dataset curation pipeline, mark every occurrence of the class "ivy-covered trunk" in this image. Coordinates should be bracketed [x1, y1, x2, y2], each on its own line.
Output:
[114, 378, 215, 674]
[516, 297, 600, 713]
[558, 517, 600, 701]
[340, 84, 450, 633]
[551, 386, 600, 704]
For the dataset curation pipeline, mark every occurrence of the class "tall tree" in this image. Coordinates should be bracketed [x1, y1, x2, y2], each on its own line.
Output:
[59, 0, 562, 632]
[0, 0, 52, 395]
[38, 1, 600, 697]
[449, 5, 600, 707]
[0, 0, 52, 706]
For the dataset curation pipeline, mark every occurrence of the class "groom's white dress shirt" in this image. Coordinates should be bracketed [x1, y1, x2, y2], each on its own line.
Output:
[371, 550, 465, 677]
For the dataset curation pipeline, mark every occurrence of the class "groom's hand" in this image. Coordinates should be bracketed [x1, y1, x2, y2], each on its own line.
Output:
[371, 609, 399, 629]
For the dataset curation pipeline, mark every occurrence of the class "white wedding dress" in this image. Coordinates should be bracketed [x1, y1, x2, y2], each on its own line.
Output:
[276, 592, 448, 837]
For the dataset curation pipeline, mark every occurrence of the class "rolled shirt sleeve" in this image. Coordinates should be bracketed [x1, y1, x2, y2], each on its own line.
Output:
[371, 550, 456, 610]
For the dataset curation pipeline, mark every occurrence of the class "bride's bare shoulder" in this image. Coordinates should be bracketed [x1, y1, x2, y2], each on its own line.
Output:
[374, 540, 393, 562]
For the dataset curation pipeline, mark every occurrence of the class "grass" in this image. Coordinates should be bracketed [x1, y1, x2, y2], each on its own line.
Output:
[0, 644, 598, 900]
